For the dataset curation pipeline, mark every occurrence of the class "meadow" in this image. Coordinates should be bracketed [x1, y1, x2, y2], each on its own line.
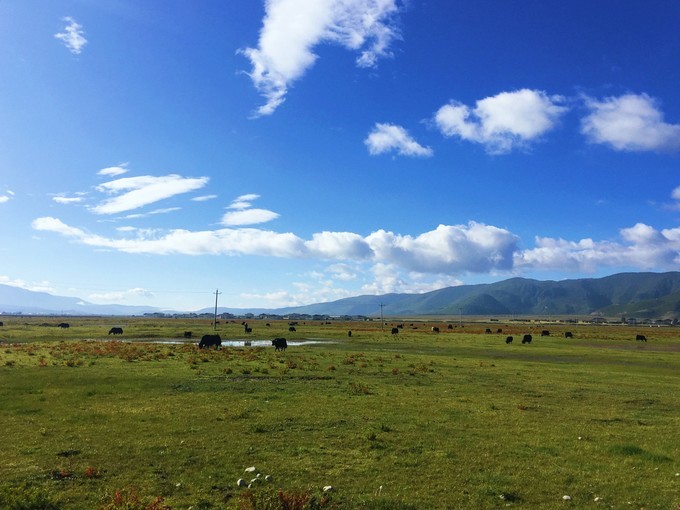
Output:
[0, 316, 678, 509]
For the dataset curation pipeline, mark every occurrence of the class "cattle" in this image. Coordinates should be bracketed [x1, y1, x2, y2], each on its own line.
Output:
[245, 327, 252, 334]
[183, 331, 192, 339]
[288, 326, 296, 332]
[505, 336, 513, 344]
[108, 327, 123, 335]
[497, 328, 503, 334]
[288, 321, 298, 326]
[522, 334, 532, 344]
[348, 330, 352, 337]
[391, 327, 399, 335]
[0, 321, 3, 327]
[199, 334, 221, 349]
[431, 326, 440, 333]
[58, 322, 70, 328]
[447, 324, 453, 329]
[564, 331, 573, 338]
[485, 328, 492, 334]
[636, 334, 647, 342]
[541, 330, 550, 336]
[272, 337, 287, 351]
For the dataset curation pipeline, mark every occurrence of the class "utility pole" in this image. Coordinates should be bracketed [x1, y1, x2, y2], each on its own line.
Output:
[213, 289, 221, 331]
[379, 303, 384, 331]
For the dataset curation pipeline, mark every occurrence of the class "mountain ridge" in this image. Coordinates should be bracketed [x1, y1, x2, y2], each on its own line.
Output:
[3, 272, 680, 318]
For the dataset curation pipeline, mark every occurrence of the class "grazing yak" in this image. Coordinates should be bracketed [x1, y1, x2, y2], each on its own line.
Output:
[183, 331, 192, 339]
[199, 334, 221, 349]
[0, 321, 3, 327]
[58, 322, 70, 328]
[485, 328, 492, 334]
[288, 326, 296, 332]
[431, 326, 440, 333]
[348, 330, 352, 337]
[272, 337, 287, 351]
[505, 336, 513, 344]
[391, 327, 399, 335]
[564, 331, 573, 338]
[108, 327, 123, 335]
[636, 334, 647, 342]
[541, 330, 550, 336]
[522, 334, 532, 344]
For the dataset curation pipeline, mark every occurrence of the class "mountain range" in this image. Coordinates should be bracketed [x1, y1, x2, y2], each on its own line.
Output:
[3, 272, 680, 318]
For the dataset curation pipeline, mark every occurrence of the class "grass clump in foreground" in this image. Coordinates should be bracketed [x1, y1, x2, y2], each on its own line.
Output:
[0, 318, 678, 509]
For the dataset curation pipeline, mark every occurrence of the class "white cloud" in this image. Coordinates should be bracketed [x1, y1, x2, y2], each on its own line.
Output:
[241, 0, 401, 116]
[32, 217, 518, 276]
[581, 93, 680, 152]
[221, 208, 280, 226]
[326, 263, 358, 281]
[88, 288, 154, 303]
[54, 16, 87, 55]
[221, 194, 280, 226]
[192, 195, 217, 202]
[98, 164, 129, 177]
[516, 223, 680, 272]
[434, 89, 567, 154]
[228, 194, 260, 210]
[365, 123, 433, 157]
[91, 174, 209, 214]
[53, 196, 84, 204]
[0, 196, 10, 204]
[0, 276, 55, 293]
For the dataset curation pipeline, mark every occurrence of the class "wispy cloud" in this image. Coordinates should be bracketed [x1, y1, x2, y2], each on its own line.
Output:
[0, 276, 55, 293]
[98, 164, 129, 177]
[365, 123, 433, 157]
[222, 194, 280, 226]
[88, 287, 154, 303]
[54, 16, 88, 55]
[581, 93, 680, 152]
[191, 195, 218, 202]
[241, 0, 401, 116]
[91, 174, 209, 215]
[434, 89, 567, 154]
[0, 190, 13, 204]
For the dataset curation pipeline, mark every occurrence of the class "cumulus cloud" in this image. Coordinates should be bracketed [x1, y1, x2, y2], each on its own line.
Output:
[54, 16, 87, 55]
[365, 123, 433, 157]
[241, 0, 401, 116]
[91, 174, 209, 215]
[32, 211, 680, 288]
[581, 93, 680, 152]
[434, 89, 567, 154]
[516, 223, 680, 272]
[32, 216, 518, 276]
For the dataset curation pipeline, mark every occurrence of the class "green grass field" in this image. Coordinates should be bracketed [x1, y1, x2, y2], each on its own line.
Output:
[0, 317, 678, 509]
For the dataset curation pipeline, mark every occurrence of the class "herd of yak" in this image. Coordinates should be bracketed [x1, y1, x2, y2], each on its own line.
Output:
[0, 322, 649, 348]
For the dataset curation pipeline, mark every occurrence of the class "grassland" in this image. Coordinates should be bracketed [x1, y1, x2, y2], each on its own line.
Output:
[0, 316, 678, 509]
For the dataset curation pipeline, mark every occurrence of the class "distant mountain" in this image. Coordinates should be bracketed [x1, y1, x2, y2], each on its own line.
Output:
[4, 272, 680, 318]
[0, 284, 162, 316]
[208, 272, 680, 319]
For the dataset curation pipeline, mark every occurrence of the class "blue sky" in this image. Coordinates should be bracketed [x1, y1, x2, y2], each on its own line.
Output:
[1, 0, 680, 311]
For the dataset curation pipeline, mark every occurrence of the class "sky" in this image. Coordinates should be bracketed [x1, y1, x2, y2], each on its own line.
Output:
[1, 0, 680, 312]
